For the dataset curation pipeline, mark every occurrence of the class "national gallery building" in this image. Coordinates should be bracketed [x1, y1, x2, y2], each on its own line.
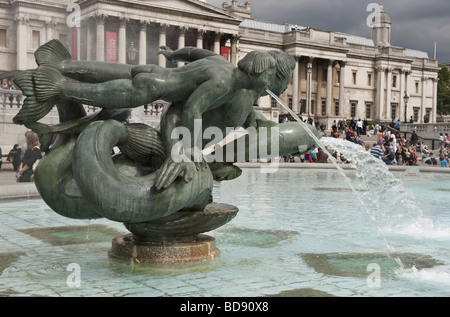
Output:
[0, 0, 440, 146]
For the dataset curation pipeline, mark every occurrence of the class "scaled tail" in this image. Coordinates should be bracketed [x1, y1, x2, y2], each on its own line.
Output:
[33, 66, 65, 102]
[12, 66, 65, 125]
[119, 123, 166, 167]
[34, 39, 72, 68]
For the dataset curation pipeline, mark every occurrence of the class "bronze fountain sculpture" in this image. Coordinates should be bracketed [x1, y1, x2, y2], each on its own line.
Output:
[13, 40, 321, 264]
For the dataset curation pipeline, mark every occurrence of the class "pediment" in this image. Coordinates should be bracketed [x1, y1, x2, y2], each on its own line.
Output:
[79, 0, 243, 23]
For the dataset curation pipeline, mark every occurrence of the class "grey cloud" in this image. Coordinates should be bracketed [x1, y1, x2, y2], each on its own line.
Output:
[206, 0, 449, 62]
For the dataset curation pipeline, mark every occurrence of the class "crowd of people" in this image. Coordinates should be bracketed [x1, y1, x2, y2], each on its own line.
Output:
[0, 131, 42, 182]
[279, 116, 450, 168]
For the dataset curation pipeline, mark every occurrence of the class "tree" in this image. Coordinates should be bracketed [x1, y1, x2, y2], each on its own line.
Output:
[437, 64, 450, 116]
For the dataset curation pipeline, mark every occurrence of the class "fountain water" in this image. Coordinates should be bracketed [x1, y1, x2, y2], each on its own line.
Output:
[266, 89, 434, 269]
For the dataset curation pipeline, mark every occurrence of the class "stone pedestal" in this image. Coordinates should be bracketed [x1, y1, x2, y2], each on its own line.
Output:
[108, 233, 220, 264]
[108, 203, 238, 264]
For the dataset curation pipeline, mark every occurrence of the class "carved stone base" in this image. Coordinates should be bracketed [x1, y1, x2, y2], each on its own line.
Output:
[108, 233, 220, 264]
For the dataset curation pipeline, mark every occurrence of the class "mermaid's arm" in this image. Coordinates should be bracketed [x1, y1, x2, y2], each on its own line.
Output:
[157, 46, 218, 63]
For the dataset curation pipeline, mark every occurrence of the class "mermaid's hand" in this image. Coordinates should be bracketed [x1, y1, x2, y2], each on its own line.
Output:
[157, 46, 174, 62]
[154, 153, 208, 191]
[208, 162, 242, 181]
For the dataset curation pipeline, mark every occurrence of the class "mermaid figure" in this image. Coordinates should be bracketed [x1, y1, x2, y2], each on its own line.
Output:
[13, 40, 321, 242]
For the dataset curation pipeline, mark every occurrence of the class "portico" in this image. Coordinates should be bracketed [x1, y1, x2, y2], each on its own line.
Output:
[75, 1, 242, 67]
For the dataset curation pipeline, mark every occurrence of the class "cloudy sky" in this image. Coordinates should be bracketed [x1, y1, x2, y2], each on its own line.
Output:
[206, 0, 450, 63]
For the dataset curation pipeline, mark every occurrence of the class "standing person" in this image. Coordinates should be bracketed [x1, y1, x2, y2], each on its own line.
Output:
[383, 142, 395, 165]
[16, 132, 42, 182]
[444, 133, 449, 147]
[350, 117, 356, 130]
[363, 118, 369, 135]
[410, 130, 419, 146]
[356, 118, 363, 136]
[6, 144, 21, 172]
[374, 123, 381, 137]
[395, 119, 400, 130]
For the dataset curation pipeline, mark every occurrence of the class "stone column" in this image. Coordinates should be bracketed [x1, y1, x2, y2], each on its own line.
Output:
[95, 14, 107, 62]
[375, 67, 385, 120]
[45, 20, 57, 42]
[14, 15, 29, 71]
[213, 32, 222, 55]
[230, 34, 239, 66]
[118, 17, 128, 64]
[158, 24, 168, 67]
[196, 29, 204, 49]
[177, 26, 187, 67]
[139, 21, 148, 65]
[421, 77, 428, 123]
[404, 70, 411, 121]
[326, 60, 334, 117]
[292, 57, 299, 113]
[399, 69, 406, 121]
[385, 68, 392, 119]
[432, 77, 437, 123]
[76, 25, 81, 61]
[316, 61, 323, 115]
[86, 18, 95, 61]
[338, 61, 346, 116]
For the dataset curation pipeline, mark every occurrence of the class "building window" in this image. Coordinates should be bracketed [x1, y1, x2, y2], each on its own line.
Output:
[321, 100, 326, 115]
[415, 81, 420, 94]
[352, 72, 357, 85]
[271, 97, 277, 108]
[391, 104, 397, 120]
[311, 100, 315, 114]
[350, 102, 357, 118]
[322, 68, 327, 82]
[392, 75, 397, 88]
[337, 70, 340, 84]
[413, 107, 419, 122]
[300, 99, 306, 113]
[334, 101, 339, 116]
[366, 103, 372, 119]
[367, 73, 372, 86]
[0, 29, 6, 47]
[424, 108, 431, 123]
[288, 98, 293, 109]
[32, 30, 41, 49]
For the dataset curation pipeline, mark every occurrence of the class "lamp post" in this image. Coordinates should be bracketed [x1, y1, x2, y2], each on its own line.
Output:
[403, 93, 409, 123]
[127, 41, 138, 64]
[306, 60, 313, 116]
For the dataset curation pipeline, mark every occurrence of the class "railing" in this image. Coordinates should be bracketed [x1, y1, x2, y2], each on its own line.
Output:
[385, 125, 450, 150]
[1, 89, 166, 122]
[0, 90, 23, 109]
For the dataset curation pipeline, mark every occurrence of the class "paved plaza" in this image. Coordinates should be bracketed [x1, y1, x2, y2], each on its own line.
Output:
[0, 160, 449, 297]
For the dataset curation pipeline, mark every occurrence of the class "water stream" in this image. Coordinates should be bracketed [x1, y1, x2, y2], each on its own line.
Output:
[266, 89, 433, 269]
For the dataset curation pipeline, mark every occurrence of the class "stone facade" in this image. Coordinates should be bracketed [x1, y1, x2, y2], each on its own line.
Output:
[0, 0, 441, 149]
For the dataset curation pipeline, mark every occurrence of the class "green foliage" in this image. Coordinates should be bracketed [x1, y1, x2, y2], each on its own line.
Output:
[437, 64, 450, 115]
